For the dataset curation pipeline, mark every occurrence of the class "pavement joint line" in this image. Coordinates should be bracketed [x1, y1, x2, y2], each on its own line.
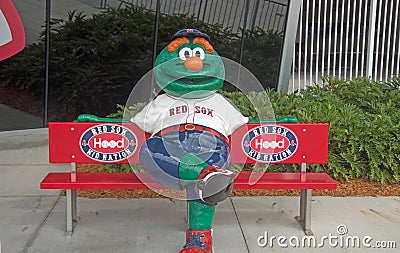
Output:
[21, 195, 61, 253]
[0, 195, 61, 198]
[0, 164, 54, 166]
[0, 128, 47, 137]
[0, 145, 48, 151]
[229, 197, 250, 253]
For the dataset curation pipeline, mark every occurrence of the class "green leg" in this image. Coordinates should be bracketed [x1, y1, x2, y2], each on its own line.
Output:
[179, 154, 215, 229]
[179, 153, 209, 183]
[188, 201, 215, 230]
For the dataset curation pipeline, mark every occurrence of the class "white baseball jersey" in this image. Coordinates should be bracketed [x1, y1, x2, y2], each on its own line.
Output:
[131, 93, 248, 137]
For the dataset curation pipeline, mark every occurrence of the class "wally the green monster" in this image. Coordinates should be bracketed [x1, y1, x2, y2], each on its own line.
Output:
[131, 29, 248, 253]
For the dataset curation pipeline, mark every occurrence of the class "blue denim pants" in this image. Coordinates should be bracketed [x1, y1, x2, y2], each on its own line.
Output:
[139, 129, 231, 192]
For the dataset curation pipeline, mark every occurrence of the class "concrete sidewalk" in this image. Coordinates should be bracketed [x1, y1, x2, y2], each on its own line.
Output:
[0, 130, 399, 253]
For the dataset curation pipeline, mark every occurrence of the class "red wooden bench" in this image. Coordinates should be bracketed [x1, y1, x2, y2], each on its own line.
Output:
[40, 122, 336, 236]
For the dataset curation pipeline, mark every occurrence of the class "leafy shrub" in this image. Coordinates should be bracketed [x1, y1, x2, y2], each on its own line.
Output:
[0, 5, 282, 119]
[263, 77, 399, 183]
[112, 78, 400, 183]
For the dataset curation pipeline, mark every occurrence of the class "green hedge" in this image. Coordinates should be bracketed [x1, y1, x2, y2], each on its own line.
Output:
[227, 77, 400, 183]
[112, 78, 400, 184]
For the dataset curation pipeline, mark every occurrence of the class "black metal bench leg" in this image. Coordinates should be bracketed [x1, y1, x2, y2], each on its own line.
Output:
[295, 189, 313, 235]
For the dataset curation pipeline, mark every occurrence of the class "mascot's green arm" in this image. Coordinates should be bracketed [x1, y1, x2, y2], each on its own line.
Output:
[75, 114, 298, 123]
[248, 115, 298, 123]
[74, 114, 131, 123]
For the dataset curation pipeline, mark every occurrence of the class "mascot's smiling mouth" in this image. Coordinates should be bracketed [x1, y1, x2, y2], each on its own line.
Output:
[176, 62, 211, 67]
[165, 72, 216, 83]
[177, 76, 215, 83]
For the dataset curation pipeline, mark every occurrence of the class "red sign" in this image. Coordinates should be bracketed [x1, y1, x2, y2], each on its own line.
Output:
[242, 125, 298, 163]
[49, 122, 329, 165]
[79, 124, 137, 163]
[49, 123, 146, 164]
[0, 0, 25, 60]
[230, 123, 329, 164]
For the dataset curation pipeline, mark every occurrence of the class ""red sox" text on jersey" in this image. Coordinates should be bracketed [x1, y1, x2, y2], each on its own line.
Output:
[169, 105, 214, 117]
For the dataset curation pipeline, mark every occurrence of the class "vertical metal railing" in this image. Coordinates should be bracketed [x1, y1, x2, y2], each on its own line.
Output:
[99, 0, 108, 9]
[366, 0, 377, 78]
[118, 0, 288, 34]
[278, 0, 302, 92]
[291, 0, 400, 92]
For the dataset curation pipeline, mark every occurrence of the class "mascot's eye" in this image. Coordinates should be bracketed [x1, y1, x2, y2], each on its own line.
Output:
[179, 47, 193, 60]
[193, 47, 205, 60]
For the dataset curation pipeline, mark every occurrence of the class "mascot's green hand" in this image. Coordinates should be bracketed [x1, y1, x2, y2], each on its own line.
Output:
[248, 115, 298, 123]
[75, 114, 130, 123]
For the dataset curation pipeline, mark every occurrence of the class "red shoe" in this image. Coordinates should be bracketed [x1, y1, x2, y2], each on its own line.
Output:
[179, 229, 213, 253]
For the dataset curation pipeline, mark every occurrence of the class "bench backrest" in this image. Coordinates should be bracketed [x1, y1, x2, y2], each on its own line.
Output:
[48, 122, 328, 165]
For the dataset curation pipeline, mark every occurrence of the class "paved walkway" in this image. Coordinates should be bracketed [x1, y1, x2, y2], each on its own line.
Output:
[0, 130, 399, 253]
[0, 104, 42, 131]
[13, 0, 122, 44]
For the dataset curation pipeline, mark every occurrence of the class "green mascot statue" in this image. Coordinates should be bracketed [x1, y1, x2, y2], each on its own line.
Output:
[131, 29, 249, 253]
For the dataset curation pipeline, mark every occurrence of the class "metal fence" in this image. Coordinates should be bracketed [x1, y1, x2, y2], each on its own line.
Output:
[291, 0, 400, 92]
[118, 0, 288, 33]
[106, 0, 400, 93]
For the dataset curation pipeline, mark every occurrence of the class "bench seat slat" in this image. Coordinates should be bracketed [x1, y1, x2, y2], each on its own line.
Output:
[40, 172, 166, 190]
[233, 172, 337, 190]
[40, 172, 337, 190]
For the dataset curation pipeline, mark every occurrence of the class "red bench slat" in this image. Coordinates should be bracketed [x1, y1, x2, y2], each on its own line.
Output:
[40, 172, 166, 190]
[233, 172, 337, 190]
[40, 172, 337, 190]
[48, 122, 329, 165]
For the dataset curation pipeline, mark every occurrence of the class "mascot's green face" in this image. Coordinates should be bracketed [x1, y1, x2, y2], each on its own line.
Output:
[154, 29, 225, 98]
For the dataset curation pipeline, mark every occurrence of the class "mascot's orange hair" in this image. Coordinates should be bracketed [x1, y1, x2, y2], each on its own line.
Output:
[168, 37, 190, 52]
[168, 37, 214, 54]
[193, 37, 214, 53]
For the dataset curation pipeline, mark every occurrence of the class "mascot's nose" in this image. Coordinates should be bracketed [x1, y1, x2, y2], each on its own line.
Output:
[184, 56, 203, 71]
